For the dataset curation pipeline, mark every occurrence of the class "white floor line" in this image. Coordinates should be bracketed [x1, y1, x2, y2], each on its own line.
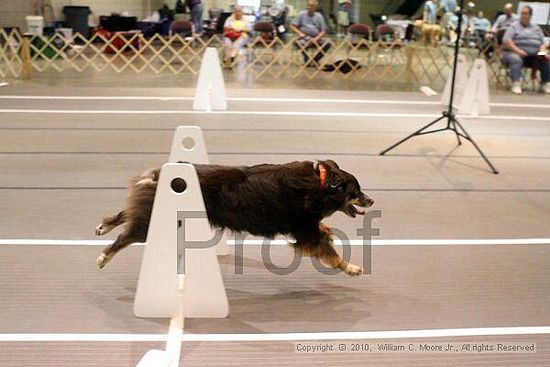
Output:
[1, 326, 549, 342]
[0, 95, 189, 101]
[0, 238, 548, 246]
[183, 326, 550, 342]
[0, 109, 549, 121]
[0, 333, 169, 342]
[0, 95, 548, 109]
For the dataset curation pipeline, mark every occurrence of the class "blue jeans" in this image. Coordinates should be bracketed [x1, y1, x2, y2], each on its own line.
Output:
[191, 3, 204, 34]
[502, 51, 550, 83]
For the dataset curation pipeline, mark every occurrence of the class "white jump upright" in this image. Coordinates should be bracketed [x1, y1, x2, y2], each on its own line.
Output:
[169, 126, 209, 164]
[441, 55, 490, 116]
[458, 59, 490, 116]
[134, 126, 230, 320]
[168, 126, 229, 256]
[133, 162, 229, 318]
[193, 47, 227, 111]
[441, 54, 468, 108]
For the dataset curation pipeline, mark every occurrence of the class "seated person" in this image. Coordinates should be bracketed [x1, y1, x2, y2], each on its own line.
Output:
[290, 0, 330, 67]
[473, 11, 491, 39]
[223, 6, 250, 67]
[502, 5, 549, 94]
[473, 11, 491, 49]
[489, 2, 518, 41]
[493, 3, 518, 31]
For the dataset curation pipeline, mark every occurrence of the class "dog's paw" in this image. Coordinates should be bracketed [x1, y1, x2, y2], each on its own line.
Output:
[95, 223, 112, 236]
[96, 252, 112, 269]
[343, 263, 363, 276]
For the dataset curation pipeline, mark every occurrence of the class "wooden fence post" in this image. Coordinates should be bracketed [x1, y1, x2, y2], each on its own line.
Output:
[20, 35, 32, 79]
[405, 43, 415, 83]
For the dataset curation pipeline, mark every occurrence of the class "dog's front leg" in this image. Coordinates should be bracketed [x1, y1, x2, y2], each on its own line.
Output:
[293, 223, 363, 276]
[317, 223, 363, 276]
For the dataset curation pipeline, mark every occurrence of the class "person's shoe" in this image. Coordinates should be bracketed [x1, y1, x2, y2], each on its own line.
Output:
[542, 82, 550, 94]
[511, 81, 522, 95]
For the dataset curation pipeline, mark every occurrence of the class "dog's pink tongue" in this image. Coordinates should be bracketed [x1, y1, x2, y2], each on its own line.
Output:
[353, 205, 365, 216]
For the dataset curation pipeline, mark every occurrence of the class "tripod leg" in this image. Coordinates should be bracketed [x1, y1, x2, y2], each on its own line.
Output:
[380, 115, 446, 155]
[453, 118, 499, 174]
[451, 119, 462, 146]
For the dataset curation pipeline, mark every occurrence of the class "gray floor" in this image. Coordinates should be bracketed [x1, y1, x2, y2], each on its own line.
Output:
[0, 86, 549, 366]
[0, 244, 549, 366]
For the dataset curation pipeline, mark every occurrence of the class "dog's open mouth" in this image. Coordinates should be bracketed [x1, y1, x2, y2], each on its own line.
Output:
[343, 203, 366, 218]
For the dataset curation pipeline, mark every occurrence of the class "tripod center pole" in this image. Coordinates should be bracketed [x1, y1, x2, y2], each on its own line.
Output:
[447, 0, 465, 113]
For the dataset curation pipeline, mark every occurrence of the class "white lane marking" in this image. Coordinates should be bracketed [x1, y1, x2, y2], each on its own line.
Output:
[0, 334, 169, 342]
[182, 326, 550, 342]
[0, 239, 114, 246]
[0, 109, 549, 121]
[1, 326, 549, 342]
[0, 95, 548, 109]
[0, 95, 188, 101]
[0, 238, 548, 246]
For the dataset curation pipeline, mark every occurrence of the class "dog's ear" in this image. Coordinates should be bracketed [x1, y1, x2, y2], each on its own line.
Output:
[322, 159, 340, 170]
[316, 160, 344, 189]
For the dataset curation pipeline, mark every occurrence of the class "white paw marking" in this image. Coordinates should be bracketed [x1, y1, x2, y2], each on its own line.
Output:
[135, 178, 154, 186]
[95, 224, 104, 236]
[344, 263, 363, 276]
[95, 223, 114, 236]
[96, 252, 112, 269]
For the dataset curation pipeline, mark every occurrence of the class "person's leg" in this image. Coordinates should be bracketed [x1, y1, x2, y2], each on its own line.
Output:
[231, 36, 247, 59]
[193, 3, 204, 34]
[223, 37, 232, 61]
[539, 57, 550, 84]
[502, 51, 523, 82]
[313, 38, 331, 64]
[296, 37, 312, 64]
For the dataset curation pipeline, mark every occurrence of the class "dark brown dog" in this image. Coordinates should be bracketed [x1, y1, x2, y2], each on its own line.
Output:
[96, 160, 373, 276]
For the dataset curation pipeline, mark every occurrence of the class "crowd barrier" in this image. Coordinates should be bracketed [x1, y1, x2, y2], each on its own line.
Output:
[0, 28, 510, 87]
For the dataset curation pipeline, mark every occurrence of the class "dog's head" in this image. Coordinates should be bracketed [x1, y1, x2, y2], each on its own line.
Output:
[315, 160, 374, 218]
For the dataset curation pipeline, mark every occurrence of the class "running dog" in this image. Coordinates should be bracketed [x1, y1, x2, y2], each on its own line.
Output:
[95, 160, 374, 276]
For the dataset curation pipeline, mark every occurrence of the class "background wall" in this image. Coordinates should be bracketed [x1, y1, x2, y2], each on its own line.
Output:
[0, 0, 527, 31]
[0, 1, 34, 29]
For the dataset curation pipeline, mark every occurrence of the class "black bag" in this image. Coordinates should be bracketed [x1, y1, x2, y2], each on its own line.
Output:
[323, 59, 360, 74]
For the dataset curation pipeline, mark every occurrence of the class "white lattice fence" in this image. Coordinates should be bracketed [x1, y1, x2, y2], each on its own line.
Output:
[25, 31, 225, 75]
[243, 35, 505, 87]
[0, 29, 23, 78]
[407, 42, 506, 86]
[0, 28, 508, 88]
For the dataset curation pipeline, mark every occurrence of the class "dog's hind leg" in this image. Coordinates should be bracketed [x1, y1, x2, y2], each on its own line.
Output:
[95, 210, 127, 236]
[96, 225, 145, 269]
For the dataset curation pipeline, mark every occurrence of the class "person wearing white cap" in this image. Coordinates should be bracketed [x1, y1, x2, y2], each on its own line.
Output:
[337, 0, 353, 37]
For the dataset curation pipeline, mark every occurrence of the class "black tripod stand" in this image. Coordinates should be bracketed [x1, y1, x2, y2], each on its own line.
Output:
[379, 0, 498, 174]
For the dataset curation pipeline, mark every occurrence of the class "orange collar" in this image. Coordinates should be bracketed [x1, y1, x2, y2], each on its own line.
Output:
[318, 164, 327, 189]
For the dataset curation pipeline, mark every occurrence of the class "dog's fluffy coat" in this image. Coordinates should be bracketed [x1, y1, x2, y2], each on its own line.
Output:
[96, 160, 373, 276]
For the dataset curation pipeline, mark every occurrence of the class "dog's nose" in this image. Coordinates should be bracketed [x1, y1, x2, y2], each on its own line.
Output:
[367, 197, 374, 206]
